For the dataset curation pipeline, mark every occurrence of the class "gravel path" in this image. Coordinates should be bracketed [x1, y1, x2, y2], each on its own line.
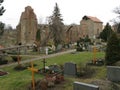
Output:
[0, 49, 76, 68]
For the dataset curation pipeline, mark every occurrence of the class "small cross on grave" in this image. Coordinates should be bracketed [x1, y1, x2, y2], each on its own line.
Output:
[28, 61, 38, 90]
[93, 46, 97, 64]
[41, 58, 47, 73]
[17, 48, 21, 65]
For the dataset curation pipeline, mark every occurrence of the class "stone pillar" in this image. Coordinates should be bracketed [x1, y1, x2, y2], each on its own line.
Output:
[17, 6, 38, 45]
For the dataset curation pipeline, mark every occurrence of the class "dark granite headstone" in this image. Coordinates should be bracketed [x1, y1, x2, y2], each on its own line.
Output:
[73, 81, 99, 90]
[64, 62, 77, 77]
[107, 66, 120, 82]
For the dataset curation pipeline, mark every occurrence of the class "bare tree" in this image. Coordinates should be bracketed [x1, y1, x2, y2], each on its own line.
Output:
[112, 6, 120, 33]
[0, 0, 5, 16]
[113, 6, 120, 16]
[0, 0, 5, 37]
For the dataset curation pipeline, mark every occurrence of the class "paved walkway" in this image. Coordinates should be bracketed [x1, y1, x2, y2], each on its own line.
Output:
[0, 49, 76, 68]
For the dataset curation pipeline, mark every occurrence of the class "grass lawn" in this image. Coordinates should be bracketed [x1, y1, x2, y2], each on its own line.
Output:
[0, 51, 105, 90]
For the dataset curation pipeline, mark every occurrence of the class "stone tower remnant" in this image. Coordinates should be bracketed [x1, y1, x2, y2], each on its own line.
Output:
[17, 6, 38, 45]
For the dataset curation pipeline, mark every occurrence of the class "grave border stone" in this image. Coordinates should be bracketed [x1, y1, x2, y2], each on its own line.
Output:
[73, 81, 99, 90]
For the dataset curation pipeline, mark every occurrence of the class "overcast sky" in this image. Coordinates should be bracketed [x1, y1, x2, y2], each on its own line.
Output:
[0, 0, 120, 28]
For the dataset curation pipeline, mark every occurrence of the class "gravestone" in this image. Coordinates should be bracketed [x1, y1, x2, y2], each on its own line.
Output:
[56, 44, 62, 51]
[64, 62, 77, 77]
[45, 47, 48, 55]
[107, 66, 120, 82]
[73, 81, 99, 90]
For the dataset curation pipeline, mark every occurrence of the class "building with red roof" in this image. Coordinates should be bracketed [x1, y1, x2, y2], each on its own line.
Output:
[79, 15, 103, 39]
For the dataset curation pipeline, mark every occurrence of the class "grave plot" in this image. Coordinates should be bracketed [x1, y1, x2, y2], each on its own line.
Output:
[28, 61, 65, 90]
[38, 58, 63, 74]
[77, 64, 95, 78]
[87, 47, 104, 66]
[28, 76, 66, 90]
[63, 62, 96, 78]
[90, 79, 120, 90]
[28, 72, 65, 90]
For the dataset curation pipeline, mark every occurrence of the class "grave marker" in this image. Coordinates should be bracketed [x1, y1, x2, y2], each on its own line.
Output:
[64, 62, 77, 77]
[28, 61, 38, 90]
[107, 66, 120, 82]
[93, 46, 97, 64]
[73, 81, 99, 90]
[45, 47, 48, 55]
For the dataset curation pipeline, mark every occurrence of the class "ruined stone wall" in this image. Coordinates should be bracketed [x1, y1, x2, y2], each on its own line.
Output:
[65, 25, 80, 43]
[17, 6, 38, 45]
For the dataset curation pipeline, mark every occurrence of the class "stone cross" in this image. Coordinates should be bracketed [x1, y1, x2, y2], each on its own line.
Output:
[93, 47, 97, 64]
[41, 58, 47, 73]
[28, 61, 38, 90]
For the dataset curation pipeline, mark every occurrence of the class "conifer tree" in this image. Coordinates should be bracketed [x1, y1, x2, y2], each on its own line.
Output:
[99, 23, 113, 41]
[49, 3, 65, 49]
[105, 32, 120, 65]
[0, 22, 4, 36]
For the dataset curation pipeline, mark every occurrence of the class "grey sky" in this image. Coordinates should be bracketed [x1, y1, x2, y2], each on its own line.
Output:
[0, 0, 120, 28]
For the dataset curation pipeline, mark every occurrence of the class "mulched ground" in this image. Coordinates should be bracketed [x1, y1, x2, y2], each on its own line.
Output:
[28, 79, 70, 90]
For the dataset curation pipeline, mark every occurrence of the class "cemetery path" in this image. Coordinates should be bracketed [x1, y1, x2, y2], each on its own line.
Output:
[0, 49, 76, 68]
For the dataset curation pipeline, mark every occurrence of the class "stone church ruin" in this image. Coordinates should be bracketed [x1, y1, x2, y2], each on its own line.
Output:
[16, 6, 38, 45]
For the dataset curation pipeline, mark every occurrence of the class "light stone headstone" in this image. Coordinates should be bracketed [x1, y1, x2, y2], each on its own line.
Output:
[107, 66, 120, 82]
[45, 47, 48, 55]
[64, 62, 77, 77]
[56, 44, 62, 51]
[73, 81, 99, 90]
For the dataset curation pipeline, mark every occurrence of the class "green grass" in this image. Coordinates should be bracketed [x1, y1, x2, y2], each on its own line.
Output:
[0, 51, 105, 90]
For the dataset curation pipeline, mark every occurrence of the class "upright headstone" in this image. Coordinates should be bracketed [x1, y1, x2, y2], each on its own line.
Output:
[73, 81, 99, 90]
[107, 66, 120, 82]
[45, 47, 48, 55]
[64, 62, 77, 77]
[17, 6, 38, 45]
